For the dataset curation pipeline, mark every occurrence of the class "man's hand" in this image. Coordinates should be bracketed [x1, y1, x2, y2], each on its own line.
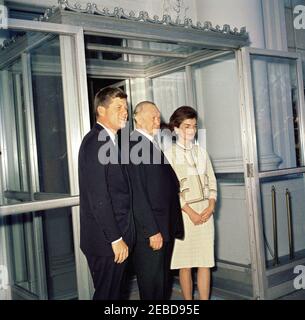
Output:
[149, 233, 163, 251]
[111, 239, 129, 264]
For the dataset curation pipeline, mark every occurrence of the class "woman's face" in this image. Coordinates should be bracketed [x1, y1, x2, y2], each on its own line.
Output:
[176, 118, 197, 143]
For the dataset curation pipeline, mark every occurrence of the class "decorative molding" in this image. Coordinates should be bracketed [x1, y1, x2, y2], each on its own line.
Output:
[39, 0, 247, 36]
[0, 33, 25, 50]
[1, 0, 248, 50]
[34, 6, 58, 22]
[162, 0, 190, 23]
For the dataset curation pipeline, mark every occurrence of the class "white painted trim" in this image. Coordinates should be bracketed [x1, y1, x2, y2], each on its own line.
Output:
[259, 167, 305, 178]
[246, 46, 298, 58]
[7, 18, 81, 35]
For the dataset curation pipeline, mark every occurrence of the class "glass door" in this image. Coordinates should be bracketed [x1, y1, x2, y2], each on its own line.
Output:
[145, 52, 256, 299]
[191, 53, 254, 299]
[0, 21, 90, 300]
[238, 47, 305, 299]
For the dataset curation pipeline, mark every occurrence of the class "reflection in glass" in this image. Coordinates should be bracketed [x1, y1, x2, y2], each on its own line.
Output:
[6, 213, 39, 297]
[30, 36, 70, 195]
[193, 53, 242, 173]
[5, 207, 77, 300]
[250, 56, 300, 172]
[0, 31, 77, 299]
[260, 173, 305, 269]
[84, 35, 200, 67]
[152, 70, 187, 124]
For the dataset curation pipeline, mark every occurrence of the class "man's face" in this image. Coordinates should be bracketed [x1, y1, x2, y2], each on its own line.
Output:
[137, 104, 161, 136]
[97, 97, 128, 133]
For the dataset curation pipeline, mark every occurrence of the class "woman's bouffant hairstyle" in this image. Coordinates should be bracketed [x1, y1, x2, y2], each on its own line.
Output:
[168, 106, 198, 132]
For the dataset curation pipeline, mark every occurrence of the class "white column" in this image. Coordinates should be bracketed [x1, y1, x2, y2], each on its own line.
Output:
[251, 59, 283, 170]
[262, 0, 288, 51]
[195, 0, 287, 171]
[262, 0, 296, 170]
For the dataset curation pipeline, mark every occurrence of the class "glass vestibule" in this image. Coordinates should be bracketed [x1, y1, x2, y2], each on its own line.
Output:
[0, 22, 90, 300]
[85, 31, 277, 299]
[239, 47, 305, 299]
[83, 30, 253, 298]
[133, 47, 305, 300]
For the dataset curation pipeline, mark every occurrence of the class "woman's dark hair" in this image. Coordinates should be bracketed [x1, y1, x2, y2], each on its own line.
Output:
[168, 106, 198, 131]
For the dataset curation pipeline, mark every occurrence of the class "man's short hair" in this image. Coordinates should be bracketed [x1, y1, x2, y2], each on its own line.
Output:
[94, 87, 127, 117]
[133, 101, 156, 123]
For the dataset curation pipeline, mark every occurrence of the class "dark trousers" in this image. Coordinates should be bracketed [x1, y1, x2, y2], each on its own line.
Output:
[132, 241, 174, 300]
[86, 255, 127, 300]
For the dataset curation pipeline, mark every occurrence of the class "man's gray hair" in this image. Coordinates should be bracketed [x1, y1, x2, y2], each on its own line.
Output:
[133, 101, 157, 121]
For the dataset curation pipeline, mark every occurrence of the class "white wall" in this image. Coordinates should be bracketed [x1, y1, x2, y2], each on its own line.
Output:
[195, 0, 266, 48]
[5, 0, 198, 20]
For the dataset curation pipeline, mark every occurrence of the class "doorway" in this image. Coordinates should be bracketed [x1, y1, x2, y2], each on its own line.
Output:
[83, 32, 254, 298]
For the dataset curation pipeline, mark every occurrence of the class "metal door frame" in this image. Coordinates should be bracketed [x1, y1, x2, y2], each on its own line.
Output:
[0, 18, 91, 300]
[237, 46, 305, 299]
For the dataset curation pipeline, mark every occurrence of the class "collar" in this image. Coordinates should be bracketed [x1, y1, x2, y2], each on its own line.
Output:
[176, 141, 194, 151]
[136, 129, 154, 143]
[97, 122, 117, 145]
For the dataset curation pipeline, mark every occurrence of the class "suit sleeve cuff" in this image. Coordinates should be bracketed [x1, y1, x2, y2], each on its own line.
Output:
[111, 237, 122, 244]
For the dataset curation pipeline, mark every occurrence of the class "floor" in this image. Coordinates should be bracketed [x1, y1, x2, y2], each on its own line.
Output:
[124, 276, 305, 300]
[125, 276, 238, 300]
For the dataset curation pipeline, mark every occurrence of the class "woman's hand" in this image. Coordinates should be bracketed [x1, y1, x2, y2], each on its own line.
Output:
[188, 211, 204, 226]
[182, 203, 204, 226]
[200, 199, 216, 223]
[200, 206, 214, 223]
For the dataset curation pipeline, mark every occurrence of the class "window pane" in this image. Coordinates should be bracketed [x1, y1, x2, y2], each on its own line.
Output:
[0, 32, 70, 199]
[260, 173, 305, 269]
[250, 55, 301, 172]
[193, 53, 242, 173]
[152, 70, 187, 124]
[30, 36, 70, 195]
[4, 207, 77, 300]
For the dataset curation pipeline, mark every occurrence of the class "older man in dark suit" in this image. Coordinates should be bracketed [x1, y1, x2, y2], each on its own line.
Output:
[128, 101, 184, 300]
[78, 87, 134, 300]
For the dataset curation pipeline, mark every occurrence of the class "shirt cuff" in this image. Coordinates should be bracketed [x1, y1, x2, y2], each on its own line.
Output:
[209, 190, 217, 201]
[180, 195, 186, 209]
[111, 237, 122, 244]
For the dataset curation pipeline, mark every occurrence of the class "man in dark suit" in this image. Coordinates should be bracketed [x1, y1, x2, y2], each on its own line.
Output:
[128, 101, 184, 300]
[78, 87, 134, 300]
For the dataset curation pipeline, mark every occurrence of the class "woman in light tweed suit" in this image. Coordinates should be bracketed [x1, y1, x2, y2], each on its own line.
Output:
[164, 106, 217, 300]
